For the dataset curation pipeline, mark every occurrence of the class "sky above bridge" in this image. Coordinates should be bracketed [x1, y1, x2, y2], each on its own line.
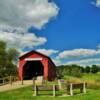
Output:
[0, 0, 100, 66]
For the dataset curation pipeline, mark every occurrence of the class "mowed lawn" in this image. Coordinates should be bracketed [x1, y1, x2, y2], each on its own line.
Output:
[0, 85, 100, 100]
[0, 74, 100, 100]
[64, 73, 100, 81]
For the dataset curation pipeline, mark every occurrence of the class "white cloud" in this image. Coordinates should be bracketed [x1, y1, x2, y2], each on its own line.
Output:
[0, 0, 59, 30]
[52, 59, 62, 66]
[20, 51, 29, 57]
[91, 0, 100, 7]
[0, 0, 59, 52]
[66, 58, 100, 66]
[37, 49, 59, 56]
[96, 0, 100, 7]
[56, 48, 100, 66]
[0, 31, 47, 50]
[97, 44, 100, 49]
[58, 49, 100, 59]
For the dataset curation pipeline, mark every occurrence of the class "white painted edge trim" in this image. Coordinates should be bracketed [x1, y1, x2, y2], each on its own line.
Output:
[25, 58, 42, 61]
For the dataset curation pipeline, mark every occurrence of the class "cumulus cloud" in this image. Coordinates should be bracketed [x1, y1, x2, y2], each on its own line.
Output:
[0, 0, 59, 52]
[0, 31, 47, 50]
[52, 59, 62, 66]
[37, 49, 59, 56]
[0, 0, 59, 30]
[58, 49, 100, 59]
[91, 0, 100, 7]
[97, 44, 100, 49]
[66, 58, 100, 66]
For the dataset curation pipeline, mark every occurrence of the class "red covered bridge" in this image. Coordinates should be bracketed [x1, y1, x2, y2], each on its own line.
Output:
[18, 50, 57, 81]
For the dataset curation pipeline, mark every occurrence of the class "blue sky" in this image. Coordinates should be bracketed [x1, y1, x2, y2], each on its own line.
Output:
[0, 0, 100, 66]
[28, 0, 100, 66]
[29, 0, 100, 50]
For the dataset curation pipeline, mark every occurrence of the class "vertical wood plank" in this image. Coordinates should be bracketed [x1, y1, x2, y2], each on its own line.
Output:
[10, 76, 12, 85]
[83, 82, 86, 93]
[33, 85, 37, 96]
[70, 83, 73, 96]
[3, 78, 4, 85]
[53, 85, 56, 96]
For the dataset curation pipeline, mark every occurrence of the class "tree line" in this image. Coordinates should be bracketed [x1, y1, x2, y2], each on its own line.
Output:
[56, 64, 100, 78]
[0, 40, 100, 79]
[0, 41, 19, 78]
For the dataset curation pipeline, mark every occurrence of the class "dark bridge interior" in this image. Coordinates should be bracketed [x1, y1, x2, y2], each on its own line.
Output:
[23, 61, 44, 80]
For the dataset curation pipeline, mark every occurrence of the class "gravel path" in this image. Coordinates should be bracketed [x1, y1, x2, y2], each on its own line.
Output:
[0, 80, 33, 92]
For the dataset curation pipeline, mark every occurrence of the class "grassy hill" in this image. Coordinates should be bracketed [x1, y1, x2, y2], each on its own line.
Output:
[0, 73, 100, 100]
[0, 86, 100, 100]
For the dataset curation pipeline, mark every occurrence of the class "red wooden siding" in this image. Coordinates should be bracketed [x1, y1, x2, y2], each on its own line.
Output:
[18, 50, 56, 81]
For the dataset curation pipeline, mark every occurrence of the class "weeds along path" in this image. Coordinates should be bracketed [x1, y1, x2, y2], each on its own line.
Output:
[0, 80, 33, 92]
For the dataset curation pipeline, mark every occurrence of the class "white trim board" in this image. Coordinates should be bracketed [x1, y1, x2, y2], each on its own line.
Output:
[25, 58, 42, 61]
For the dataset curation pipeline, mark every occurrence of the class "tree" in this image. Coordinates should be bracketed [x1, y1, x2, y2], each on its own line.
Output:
[0, 41, 19, 77]
[5, 62, 18, 76]
[0, 41, 7, 69]
[85, 66, 91, 73]
[5, 48, 19, 76]
[70, 64, 82, 77]
[56, 64, 82, 78]
[7, 48, 19, 63]
[91, 65, 99, 73]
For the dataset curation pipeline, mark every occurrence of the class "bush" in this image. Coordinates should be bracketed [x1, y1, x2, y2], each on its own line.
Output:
[85, 66, 91, 73]
[57, 73, 64, 79]
[70, 67, 82, 78]
[56, 64, 83, 78]
[91, 65, 99, 73]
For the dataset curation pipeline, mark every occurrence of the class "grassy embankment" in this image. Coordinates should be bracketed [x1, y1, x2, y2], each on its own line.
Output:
[0, 73, 100, 100]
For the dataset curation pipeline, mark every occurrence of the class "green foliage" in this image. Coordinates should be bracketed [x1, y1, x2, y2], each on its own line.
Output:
[85, 66, 91, 73]
[0, 41, 7, 68]
[0, 41, 19, 78]
[56, 64, 83, 78]
[5, 61, 18, 76]
[56, 64, 100, 78]
[70, 67, 82, 77]
[7, 48, 19, 62]
[91, 65, 99, 73]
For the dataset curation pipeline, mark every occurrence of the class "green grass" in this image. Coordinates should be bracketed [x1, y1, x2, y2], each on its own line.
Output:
[0, 74, 100, 100]
[81, 73, 100, 81]
[64, 73, 100, 82]
[0, 86, 100, 100]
